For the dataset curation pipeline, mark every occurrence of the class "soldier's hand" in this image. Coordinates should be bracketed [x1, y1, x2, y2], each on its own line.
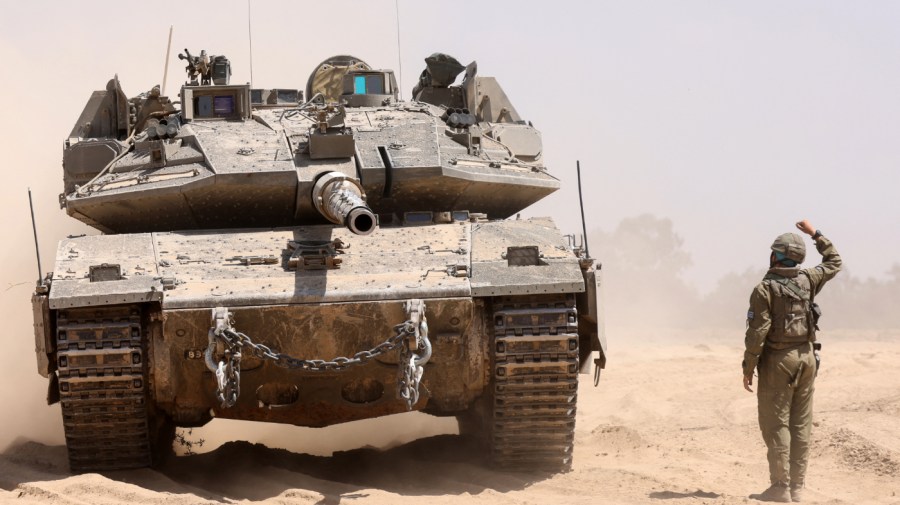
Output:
[796, 220, 816, 236]
[743, 374, 754, 393]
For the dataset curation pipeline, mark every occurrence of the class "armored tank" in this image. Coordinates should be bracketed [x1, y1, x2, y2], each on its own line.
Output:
[31, 50, 606, 473]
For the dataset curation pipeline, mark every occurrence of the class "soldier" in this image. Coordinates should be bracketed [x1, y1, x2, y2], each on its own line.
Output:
[742, 220, 842, 502]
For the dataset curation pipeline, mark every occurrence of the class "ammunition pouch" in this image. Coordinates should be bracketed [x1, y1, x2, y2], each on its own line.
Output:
[811, 302, 822, 330]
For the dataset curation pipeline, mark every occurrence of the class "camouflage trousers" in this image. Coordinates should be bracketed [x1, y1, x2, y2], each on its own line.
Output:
[757, 342, 817, 486]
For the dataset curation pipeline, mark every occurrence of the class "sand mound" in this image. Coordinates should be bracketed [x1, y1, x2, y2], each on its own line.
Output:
[822, 428, 899, 477]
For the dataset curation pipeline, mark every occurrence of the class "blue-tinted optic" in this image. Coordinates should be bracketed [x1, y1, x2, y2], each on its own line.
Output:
[354, 75, 367, 95]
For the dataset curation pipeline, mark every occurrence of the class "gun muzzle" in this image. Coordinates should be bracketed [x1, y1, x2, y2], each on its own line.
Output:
[312, 172, 377, 236]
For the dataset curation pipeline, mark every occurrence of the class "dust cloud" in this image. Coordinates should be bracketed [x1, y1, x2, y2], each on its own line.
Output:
[0, 158, 80, 452]
[589, 214, 900, 338]
[0, 294, 65, 453]
[0, 40, 94, 453]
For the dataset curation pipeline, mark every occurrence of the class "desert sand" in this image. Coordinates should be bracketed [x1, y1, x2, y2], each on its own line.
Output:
[1, 329, 898, 505]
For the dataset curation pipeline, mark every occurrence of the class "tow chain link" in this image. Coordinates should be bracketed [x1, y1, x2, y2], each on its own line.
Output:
[204, 301, 431, 411]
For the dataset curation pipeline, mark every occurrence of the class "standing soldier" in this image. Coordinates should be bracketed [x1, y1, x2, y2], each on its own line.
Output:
[742, 220, 842, 502]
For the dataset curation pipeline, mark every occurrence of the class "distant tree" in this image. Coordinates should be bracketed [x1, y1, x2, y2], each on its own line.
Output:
[702, 263, 900, 331]
[590, 214, 700, 331]
[815, 264, 900, 330]
[593, 214, 692, 274]
[592, 215, 900, 332]
[700, 267, 766, 329]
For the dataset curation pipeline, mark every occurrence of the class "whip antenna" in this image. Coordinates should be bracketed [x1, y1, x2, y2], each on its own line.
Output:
[248, 0, 254, 87]
[162, 25, 173, 95]
[28, 188, 43, 284]
[395, 0, 403, 99]
[576, 160, 591, 258]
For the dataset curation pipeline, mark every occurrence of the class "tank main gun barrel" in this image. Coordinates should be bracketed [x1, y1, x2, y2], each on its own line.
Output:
[312, 172, 377, 236]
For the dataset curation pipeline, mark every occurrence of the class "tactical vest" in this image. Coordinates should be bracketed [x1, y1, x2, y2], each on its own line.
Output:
[765, 272, 816, 345]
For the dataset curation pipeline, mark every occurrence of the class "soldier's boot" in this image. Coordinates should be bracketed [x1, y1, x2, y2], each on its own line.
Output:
[749, 483, 791, 503]
[790, 484, 804, 502]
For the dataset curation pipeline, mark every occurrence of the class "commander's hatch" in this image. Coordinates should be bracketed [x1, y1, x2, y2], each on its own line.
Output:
[339, 70, 399, 107]
[181, 84, 251, 122]
[305, 55, 398, 107]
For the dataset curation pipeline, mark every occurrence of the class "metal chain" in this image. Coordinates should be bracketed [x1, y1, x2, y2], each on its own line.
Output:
[397, 317, 430, 408]
[220, 323, 411, 371]
[214, 347, 241, 408]
[206, 305, 430, 411]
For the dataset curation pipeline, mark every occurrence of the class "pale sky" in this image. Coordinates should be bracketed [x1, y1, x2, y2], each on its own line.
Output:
[2, 0, 899, 294]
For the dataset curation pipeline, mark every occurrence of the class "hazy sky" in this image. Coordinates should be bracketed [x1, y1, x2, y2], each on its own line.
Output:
[2, 0, 899, 294]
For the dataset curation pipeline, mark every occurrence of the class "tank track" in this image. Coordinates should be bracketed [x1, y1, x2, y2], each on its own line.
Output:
[56, 305, 153, 472]
[490, 296, 579, 471]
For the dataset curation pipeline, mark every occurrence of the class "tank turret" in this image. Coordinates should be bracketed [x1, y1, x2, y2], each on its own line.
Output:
[59, 53, 557, 233]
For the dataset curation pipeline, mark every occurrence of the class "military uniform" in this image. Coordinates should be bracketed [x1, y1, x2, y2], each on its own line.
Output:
[743, 232, 841, 500]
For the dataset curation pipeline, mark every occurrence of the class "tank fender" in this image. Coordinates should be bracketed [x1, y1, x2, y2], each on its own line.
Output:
[576, 266, 606, 374]
[32, 291, 54, 379]
[32, 289, 61, 405]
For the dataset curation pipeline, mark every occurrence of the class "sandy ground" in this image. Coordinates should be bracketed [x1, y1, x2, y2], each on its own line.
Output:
[1, 329, 898, 505]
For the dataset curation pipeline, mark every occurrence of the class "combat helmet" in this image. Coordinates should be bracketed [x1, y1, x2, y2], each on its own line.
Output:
[771, 233, 806, 263]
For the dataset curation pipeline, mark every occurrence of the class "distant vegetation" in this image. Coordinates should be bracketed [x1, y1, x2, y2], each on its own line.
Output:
[590, 214, 900, 331]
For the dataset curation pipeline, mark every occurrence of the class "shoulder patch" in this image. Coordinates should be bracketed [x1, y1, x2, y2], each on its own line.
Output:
[747, 310, 755, 321]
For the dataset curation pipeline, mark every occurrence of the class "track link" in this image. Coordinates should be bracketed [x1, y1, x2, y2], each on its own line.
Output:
[490, 296, 579, 471]
[56, 305, 152, 472]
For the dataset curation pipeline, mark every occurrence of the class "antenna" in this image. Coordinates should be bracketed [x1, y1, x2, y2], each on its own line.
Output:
[28, 188, 43, 284]
[394, 0, 403, 99]
[576, 160, 591, 258]
[162, 25, 173, 95]
[248, 0, 254, 87]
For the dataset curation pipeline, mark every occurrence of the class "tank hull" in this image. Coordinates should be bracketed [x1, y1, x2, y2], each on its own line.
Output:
[38, 219, 597, 415]
[34, 218, 602, 472]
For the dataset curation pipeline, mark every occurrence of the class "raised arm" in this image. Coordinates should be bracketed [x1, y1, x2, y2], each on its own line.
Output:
[796, 219, 842, 293]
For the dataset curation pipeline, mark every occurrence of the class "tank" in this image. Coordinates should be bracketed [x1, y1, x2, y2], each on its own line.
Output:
[30, 50, 607, 473]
